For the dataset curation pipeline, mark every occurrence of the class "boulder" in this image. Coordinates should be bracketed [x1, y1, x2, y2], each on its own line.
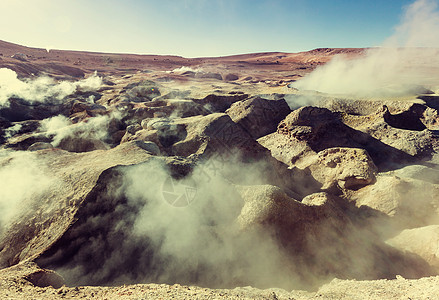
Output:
[70, 101, 107, 116]
[257, 132, 312, 167]
[195, 72, 222, 80]
[121, 128, 161, 148]
[224, 74, 239, 81]
[350, 175, 439, 230]
[126, 123, 142, 135]
[322, 97, 426, 116]
[0, 261, 64, 289]
[237, 187, 432, 282]
[11, 53, 28, 62]
[120, 80, 161, 102]
[132, 140, 161, 155]
[274, 106, 426, 170]
[171, 113, 266, 159]
[226, 96, 291, 139]
[301, 147, 378, 190]
[0, 98, 73, 122]
[193, 93, 249, 113]
[5, 133, 53, 151]
[67, 91, 103, 103]
[387, 225, 439, 272]
[165, 99, 211, 118]
[154, 90, 191, 101]
[341, 105, 437, 158]
[57, 136, 108, 152]
[181, 70, 195, 77]
[28, 142, 53, 151]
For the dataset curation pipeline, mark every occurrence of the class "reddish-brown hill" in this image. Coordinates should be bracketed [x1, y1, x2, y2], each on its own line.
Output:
[0, 40, 365, 79]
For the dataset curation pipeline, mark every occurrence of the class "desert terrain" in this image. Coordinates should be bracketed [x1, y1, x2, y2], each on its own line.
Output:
[1, 39, 439, 299]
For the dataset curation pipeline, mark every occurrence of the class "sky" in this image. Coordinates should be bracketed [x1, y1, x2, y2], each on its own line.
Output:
[0, 0, 415, 57]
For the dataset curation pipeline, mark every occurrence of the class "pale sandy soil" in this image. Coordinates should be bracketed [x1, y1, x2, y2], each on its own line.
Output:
[1, 262, 438, 300]
[2, 272, 439, 299]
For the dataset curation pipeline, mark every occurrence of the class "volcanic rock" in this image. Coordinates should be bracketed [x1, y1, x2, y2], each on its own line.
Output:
[5, 133, 53, 151]
[224, 74, 239, 81]
[28, 142, 54, 151]
[0, 98, 73, 122]
[193, 93, 249, 113]
[350, 175, 439, 230]
[387, 164, 439, 184]
[171, 113, 266, 158]
[387, 225, 439, 272]
[2, 41, 439, 297]
[322, 97, 426, 116]
[273, 106, 426, 170]
[120, 80, 161, 102]
[70, 101, 107, 116]
[56, 136, 108, 152]
[301, 147, 378, 190]
[342, 105, 438, 158]
[11, 53, 28, 62]
[0, 142, 153, 268]
[132, 140, 161, 155]
[226, 96, 291, 139]
[236, 187, 433, 282]
[0, 261, 64, 289]
[196, 72, 223, 80]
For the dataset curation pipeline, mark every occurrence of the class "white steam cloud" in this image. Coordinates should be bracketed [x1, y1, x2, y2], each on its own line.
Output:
[0, 68, 102, 107]
[46, 157, 303, 289]
[39, 111, 122, 147]
[168, 66, 204, 73]
[294, 0, 439, 96]
[126, 160, 292, 288]
[4, 123, 23, 139]
[0, 150, 55, 236]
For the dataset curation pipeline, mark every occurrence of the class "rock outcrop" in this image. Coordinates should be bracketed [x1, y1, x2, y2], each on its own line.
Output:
[237, 187, 433, 284]
[301, 147, 378, 190]
[350, 174, 439, 230]
[262, 105, 438, 171]
[226, 96, 291, 139]
[0, 142, 153, 268]
[387, 225, 439, 272]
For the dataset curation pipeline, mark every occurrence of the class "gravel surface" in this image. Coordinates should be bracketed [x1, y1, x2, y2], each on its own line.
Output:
[2, 265, 439, 300]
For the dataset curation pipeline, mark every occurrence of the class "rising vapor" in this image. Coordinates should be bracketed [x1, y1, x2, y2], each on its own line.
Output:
[0, 69, 102, 107]
[294, 0, 439, 96]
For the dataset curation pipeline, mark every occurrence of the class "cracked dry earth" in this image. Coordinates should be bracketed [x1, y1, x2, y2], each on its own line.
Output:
[2, 41, 439, 299]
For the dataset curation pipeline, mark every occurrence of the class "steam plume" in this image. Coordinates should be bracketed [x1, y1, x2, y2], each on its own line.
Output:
[294, 0, 439, 96]
[0, 151, 55, 235]
[0, 68, 102, 107]
[39, 111, 122, 148]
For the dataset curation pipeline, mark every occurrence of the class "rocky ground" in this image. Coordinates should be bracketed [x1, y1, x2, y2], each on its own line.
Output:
[1, 40, 439, 299]
[2, 262, 439, 299]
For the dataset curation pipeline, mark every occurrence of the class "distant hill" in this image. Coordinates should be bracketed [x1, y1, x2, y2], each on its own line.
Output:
[0, 39, 366, 78]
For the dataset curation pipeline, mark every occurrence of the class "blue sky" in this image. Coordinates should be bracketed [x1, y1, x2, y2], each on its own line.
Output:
[0, 0, 416, 57]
